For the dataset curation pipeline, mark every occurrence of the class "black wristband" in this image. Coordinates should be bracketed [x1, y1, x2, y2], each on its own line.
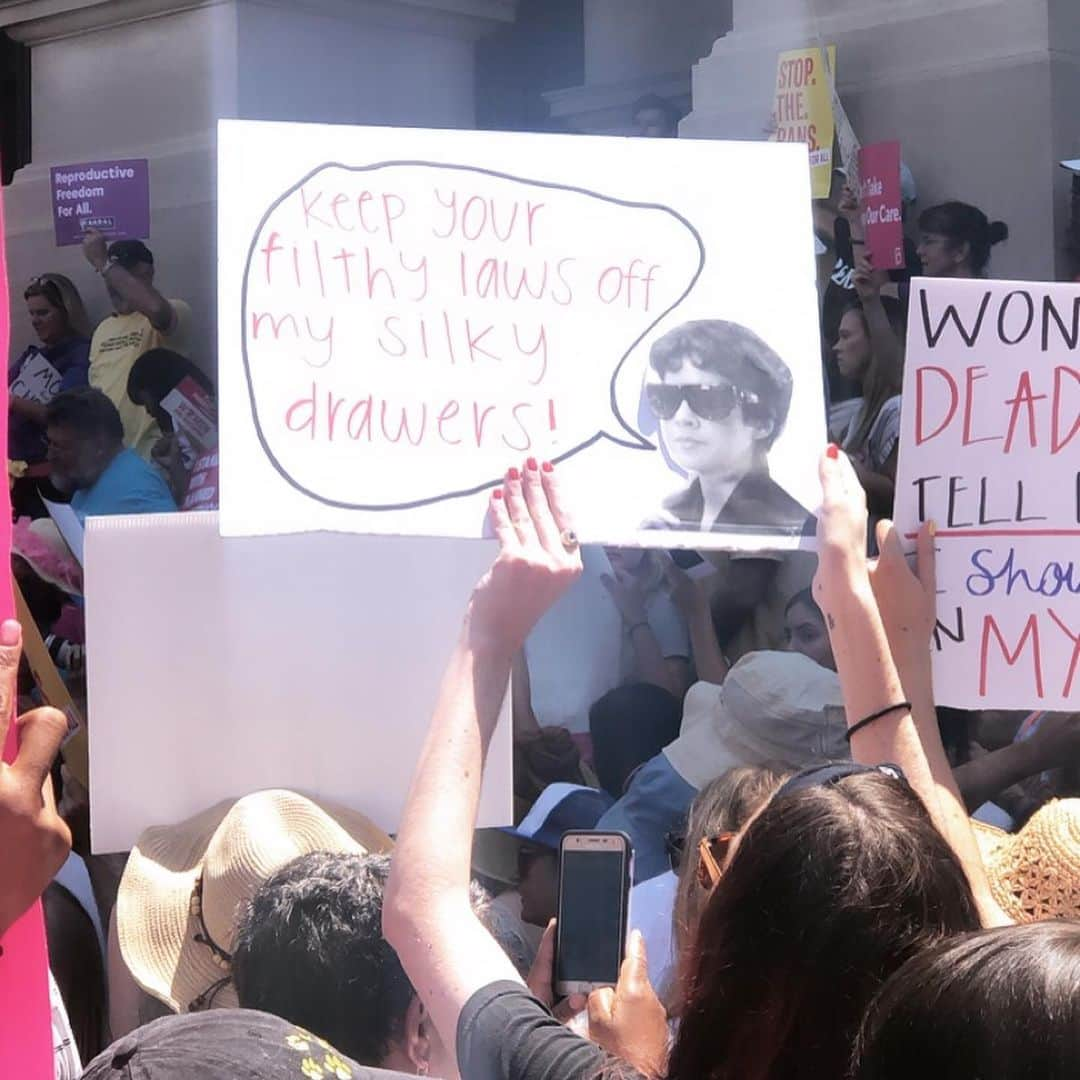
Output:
[844, 702, 912, 743]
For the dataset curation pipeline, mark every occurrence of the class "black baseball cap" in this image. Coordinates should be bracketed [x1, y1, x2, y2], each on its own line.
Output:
[83, 1009, 412, 1080]
[107, 239, 154, 269]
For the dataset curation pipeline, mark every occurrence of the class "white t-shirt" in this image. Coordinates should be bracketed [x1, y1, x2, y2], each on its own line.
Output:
[842, 394, 902, 472]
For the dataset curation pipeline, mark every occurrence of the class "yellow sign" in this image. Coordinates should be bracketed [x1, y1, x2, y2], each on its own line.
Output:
[771, 46, 837, 199]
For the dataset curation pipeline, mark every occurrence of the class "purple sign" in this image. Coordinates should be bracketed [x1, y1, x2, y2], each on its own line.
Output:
[50, 159, 150, 247]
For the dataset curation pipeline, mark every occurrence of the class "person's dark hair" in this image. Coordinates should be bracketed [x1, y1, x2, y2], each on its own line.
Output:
[126, 348, 214, 411]
[670, 765, 791, 985]
[666, 771, 981, 1080]
[918, 201, 1008, 275]
[233, 852, 509, 1066]
[46, 387, 124, 445]
[233, 852, 413, 1065]
[44, 882, 108, 1066]
[649, 320, 793, 449]
[782, 587, 823, 624]
[107, 238, 154, 270]
[854, 922, 1080, 1080]
[631, 93, 683, 131]
[838, 294, 906, 453]
[589, 683, 681, 798]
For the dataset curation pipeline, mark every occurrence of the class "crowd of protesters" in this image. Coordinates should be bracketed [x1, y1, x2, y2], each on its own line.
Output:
[6, 91, 1079, 1080]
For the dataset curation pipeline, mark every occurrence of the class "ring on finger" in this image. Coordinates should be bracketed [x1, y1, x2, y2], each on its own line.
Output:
[560, 529, 580, 553]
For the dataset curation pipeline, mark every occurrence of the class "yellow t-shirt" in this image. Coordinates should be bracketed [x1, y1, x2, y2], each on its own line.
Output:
[88, 300, 192, 459]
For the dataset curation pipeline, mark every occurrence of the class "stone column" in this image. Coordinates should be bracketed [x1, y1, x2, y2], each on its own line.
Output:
[545, 0, 733, 134]
[686, 0, 1080, 279]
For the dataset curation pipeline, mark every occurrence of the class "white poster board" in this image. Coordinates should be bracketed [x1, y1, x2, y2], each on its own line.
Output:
[895, 278, 1080, 709]
[218, 119, 825, 551]
[11, 350, 63, 405]
[85, 513, 511, 852]
[42, 498, 85, 567]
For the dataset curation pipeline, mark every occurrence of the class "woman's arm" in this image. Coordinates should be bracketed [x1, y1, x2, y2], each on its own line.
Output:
[814, 448, 1010, 927]
[511, 650, 542, 738]
[853, 253, 904, 383]
[10, 397, 48, 427]
[954, 712, 1080, 812]
[660, 555, 729, 685]
[601, 572, 688, 698]
[383, 461, 584, 1065]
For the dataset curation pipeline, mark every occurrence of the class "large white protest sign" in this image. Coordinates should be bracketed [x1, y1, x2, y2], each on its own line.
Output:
[895, 278, 1080, 710]
[219, 120, 825, 550]
[85, 513, 511, 852]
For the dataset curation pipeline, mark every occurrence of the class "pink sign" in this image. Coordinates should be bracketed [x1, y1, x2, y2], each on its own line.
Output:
[0, 169, 55, 1079]
[858, 141, 905, 272]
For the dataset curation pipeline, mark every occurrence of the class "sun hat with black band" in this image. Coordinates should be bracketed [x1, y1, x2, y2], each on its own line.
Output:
[116, 789, 393, 1013]
[973, 799, 1080, 923]
[83, 1009, 410, 1080]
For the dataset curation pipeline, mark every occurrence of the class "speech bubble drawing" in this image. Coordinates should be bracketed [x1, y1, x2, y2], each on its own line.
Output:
[240, 161, 704, 510]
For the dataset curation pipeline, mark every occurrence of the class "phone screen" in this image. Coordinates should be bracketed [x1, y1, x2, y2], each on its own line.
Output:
[556, 847, 627, 986]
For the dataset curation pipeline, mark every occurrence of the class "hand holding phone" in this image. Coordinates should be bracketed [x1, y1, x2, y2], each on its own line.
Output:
[554, 830, 632, 996]
[588, 930, 669, 1078]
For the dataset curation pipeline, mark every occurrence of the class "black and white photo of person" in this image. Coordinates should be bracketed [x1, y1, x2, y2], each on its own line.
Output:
[642, 319, 812, 534]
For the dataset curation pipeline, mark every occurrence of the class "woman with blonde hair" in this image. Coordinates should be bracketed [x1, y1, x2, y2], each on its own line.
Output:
[10, 273, 92, 464]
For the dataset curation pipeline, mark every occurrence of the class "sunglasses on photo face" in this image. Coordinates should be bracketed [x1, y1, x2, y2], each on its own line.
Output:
[645, 381, 761, 422]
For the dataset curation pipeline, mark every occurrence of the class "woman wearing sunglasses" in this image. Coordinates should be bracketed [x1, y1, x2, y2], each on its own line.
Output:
[643, 319, 811, 536]
[10, 274, 92, 465]
[383, 452, 1006, 1080]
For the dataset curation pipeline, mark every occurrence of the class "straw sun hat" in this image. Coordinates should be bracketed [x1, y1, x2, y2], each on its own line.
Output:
[974, 799, 1080, 923]
[117, 789, 393, 1013]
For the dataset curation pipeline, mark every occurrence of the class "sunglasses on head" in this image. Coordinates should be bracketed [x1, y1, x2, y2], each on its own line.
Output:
[773, 761, 906, 802]
[645, 381, 760, 422]
[26, 276, 65, 308]
[665, 828, 736, 889]
[696, 831, 736, 890]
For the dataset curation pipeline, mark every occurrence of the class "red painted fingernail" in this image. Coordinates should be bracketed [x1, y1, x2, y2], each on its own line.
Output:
[826, 443, 839, 460]
[526, 457, 538, 471]
[541, 461, 554, 473]
[492, 489, 504, 500]
[508, 467, 520, 481]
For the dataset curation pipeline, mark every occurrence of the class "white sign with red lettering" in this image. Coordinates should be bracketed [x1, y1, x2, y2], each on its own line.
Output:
[217, 119, 825, 551]
[895, 278, 1080, 709]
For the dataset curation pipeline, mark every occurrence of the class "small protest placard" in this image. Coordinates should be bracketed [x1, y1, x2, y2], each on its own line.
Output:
[858, 142, 904, 272]
[218, 120, 825, 550]
[894, 278, 1080, 709]
[161, 376, 218, 454]
[771, 46, 837, 199]
[50, 159, 150, 247]
[9, 350, 63, 405]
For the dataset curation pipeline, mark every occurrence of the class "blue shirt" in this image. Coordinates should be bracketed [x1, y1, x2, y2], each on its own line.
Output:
[70, 449, 177, 522]
[596, 752, 695, 884]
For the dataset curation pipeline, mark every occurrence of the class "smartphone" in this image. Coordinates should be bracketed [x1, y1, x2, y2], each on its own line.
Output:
[668, 548, 715, 581]
[554, 830, 632, 996]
